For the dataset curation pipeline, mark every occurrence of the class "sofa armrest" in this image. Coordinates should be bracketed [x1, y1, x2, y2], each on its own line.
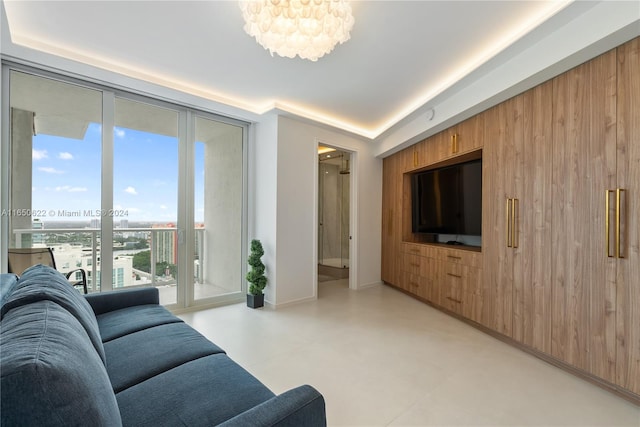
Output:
[218, 385, 326, 427]
[85, 287, 159, 315]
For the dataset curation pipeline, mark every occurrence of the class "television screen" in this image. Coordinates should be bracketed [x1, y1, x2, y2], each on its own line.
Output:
[411, 159, 482, 236]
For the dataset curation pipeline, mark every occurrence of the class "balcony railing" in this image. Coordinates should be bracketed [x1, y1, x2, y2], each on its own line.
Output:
[12, 227, 204, 293]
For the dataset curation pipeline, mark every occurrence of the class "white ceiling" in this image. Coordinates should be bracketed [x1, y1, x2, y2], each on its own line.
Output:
[0, 0, 622, 139]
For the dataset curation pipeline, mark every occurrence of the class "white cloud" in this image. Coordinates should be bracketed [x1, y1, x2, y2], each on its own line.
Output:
[114, 128, 126, 138]
[124, 186, 138, 195]
[58, 152, 74, 160]
[55, 185, 87, 192]
[38, 167, 64, 174]
[32, 149, 48, 160]
[160, 204, 167, 210]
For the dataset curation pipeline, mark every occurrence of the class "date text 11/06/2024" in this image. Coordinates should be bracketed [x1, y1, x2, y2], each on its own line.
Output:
[0, 209, 129, 218]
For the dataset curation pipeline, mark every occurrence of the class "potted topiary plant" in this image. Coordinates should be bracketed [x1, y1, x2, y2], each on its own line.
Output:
[246, 239, 267, 308]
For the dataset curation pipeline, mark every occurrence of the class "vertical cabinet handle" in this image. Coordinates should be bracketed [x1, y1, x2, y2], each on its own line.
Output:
[413, 151, 418, 167]
[451, 134, 459, 154]
[505, 198, 519, 249]
[606, 188, 626, 259]
[606, 190, 613, 257]
[506, 198, 513, 248]
[512, 198, 519, 249]
[617, 188, 625, 259]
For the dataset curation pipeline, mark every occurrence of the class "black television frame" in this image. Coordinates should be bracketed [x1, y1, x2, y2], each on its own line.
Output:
[410, 158, 482, 241]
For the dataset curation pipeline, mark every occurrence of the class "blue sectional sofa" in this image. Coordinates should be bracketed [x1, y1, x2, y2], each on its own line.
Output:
[0, 265, 326, 426]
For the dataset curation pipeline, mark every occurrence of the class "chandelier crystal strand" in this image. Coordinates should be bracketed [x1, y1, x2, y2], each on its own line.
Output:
[239, 0, 354, 61]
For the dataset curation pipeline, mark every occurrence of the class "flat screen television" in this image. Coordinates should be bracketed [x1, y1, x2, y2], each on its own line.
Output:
[411, 159, 482, 238]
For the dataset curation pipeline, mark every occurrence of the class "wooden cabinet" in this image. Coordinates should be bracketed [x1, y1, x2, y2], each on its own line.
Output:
[401, 143, 422, 172]
[550, 39, 640, 394]
[614, 38, 640, 395]
[400, 243, 482, 318]
[551, 48, 617, 380]
[438, 249, 483, 323]
[482, 82, 554, 348]
[481, 94, 522, 337]
[517, 83, 554, 354]
[446, 113, 485, 157]
[401, 112, 485, 173]
[401, 244, 438, 302]
[381, 155, 402, 286]
[381, 37, 640, 401]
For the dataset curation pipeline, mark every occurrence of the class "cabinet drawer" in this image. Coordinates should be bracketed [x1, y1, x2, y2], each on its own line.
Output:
[403, 253, 423, 275]
[404, 272, 423, 294]
[402, 243, 440, 259]
[440, 262, 483, 315]
[404, 272, 436, 302]
[437, 248, 482, 268]
[402, 243, 425, 256]
[402, 253, 438, 277]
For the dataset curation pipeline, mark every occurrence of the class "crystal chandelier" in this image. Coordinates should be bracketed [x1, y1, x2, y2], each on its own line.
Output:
[239, 0, 355, 62]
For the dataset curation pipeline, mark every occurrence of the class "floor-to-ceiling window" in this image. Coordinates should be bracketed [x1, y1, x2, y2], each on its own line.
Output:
[113, 97, 180, 305]
[193, 116, 245, 304]
[7, 70, 103, 291]
[2, 65, 247, 309]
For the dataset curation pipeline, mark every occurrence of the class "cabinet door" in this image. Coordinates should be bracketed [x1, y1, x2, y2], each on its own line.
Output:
[382, 155, 402, 285]
[551, 50, 617, 377]
[513, 81, 553, 353]
[450, 113, 485, 155]
[481, 96, 523, 337]
[422, 130, 447, 165]
[615, 37, 640, 395]
[402, 142, 425, 172]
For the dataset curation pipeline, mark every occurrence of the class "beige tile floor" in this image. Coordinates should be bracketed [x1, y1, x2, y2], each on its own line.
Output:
[179, 279, 640, 427]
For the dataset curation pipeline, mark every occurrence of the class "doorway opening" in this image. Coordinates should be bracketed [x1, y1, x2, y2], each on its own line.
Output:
[318, 146, 350, 283]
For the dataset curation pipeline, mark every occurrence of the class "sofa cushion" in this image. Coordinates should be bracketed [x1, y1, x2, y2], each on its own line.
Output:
[116, 354, 275, 427]
[0, 264, 106, 365]
[105, 322, 226, 393]
[0, 300, 122, 426]
[85, 287, 159, 315]
[96, 304, 183, 342]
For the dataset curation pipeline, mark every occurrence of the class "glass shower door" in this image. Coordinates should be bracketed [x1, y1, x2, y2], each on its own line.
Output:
[318, 150, 349, 280]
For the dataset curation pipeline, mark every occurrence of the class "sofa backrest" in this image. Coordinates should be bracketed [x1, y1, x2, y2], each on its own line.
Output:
[1, 301, 122, 426]
[0, 265, 122, 426]
[1, 264, 106, 364]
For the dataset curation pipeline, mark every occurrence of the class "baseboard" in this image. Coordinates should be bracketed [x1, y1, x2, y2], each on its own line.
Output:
[356, 281, 383, 290]
[270, 295, 318, 310]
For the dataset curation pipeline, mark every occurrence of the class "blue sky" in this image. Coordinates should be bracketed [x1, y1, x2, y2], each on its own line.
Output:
[32, 123, 205, 223]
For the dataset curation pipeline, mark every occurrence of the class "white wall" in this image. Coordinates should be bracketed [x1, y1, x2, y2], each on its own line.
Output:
[249, 113, 279, 305]
[250, 115, 383, 308]
[269, 116, 382, 307]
